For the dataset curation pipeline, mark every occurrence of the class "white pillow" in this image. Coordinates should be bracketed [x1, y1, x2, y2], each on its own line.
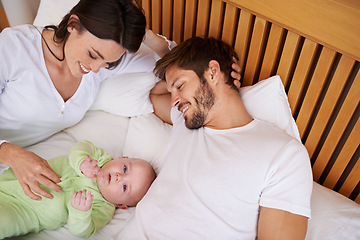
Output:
[123, 113, 172, 174]
[62, 110, 130, 159]
[306, 182, 360, 240]
[240, 75, 301, 141]
[89, 72, 157, 117]
[25, 110, 129, 161]
[33, 0, 79, 26]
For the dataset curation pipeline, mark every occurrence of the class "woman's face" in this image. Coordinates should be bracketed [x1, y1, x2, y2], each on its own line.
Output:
[64, 24, 126, 77]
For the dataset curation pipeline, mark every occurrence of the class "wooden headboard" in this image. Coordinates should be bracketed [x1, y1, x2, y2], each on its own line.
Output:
[139, 0, 360, 203]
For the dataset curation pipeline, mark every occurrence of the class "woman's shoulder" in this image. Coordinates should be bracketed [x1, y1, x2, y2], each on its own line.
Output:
[1, 24, 41, 42]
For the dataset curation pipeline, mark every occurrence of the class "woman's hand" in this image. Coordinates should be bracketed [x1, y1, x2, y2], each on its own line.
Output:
[80, 155, 100, 180]
[0, 142, 62, 200]
[71, 189, 93, 211]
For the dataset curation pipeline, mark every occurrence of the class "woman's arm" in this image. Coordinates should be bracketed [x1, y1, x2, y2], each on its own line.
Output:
[0, 142, 62, 200]
[142, 29, 174, 58]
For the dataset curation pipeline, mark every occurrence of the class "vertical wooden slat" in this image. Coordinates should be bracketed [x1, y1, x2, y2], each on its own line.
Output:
[308, 56, 355, 181]
[324, 116, 360, 190]
[208, 0, 224, 39]
[296, 47, 337, 138]
[339, 142, 360, 201]
[276, 31, 302, 88]
[151, 0, 162, 34]
[221, 4, 238, 46]
[258, 24, 285, 81]
[287, 39, 319, 115]
[322, 72, 360, 189]
[162, 0, 173, 40]
[356, 188, 360, 204]
[196, 0, 211, 37]
[243, 17, 268, 86]
[183, 0, 197, 40]
[173, 0, 185, 43]
[142, 0, 151, 29]
[234, 10, 252, 80]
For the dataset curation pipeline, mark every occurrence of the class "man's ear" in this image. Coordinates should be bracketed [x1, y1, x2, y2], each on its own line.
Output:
[115, 204, 128, 209]
[208, 60, 221, 85]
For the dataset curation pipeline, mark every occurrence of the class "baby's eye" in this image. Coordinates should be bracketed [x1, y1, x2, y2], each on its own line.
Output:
[123, 165, 127, 173]
[123, 184, 127, 192]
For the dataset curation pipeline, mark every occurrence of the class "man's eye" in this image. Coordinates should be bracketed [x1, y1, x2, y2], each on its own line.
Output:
[123, 184, 127, 192]
[177, 84, 183, 90]
[123, 165, 127, 173]
[89, 52, 96, 59]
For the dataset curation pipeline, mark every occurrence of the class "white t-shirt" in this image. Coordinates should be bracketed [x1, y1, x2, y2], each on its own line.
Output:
[0, 24, 157, 147]
[135, 108, 313, 239]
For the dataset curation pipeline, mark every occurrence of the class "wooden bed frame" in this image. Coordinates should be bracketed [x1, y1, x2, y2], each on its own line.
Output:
[139, 0, 360, 203]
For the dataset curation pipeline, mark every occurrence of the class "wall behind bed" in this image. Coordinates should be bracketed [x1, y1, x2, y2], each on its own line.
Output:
[140, 0, 360, 204]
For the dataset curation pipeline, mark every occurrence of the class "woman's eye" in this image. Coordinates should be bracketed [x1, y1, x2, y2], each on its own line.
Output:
[89, 52, 96, 59]
[123, 184, 127, 192]
[123, 165, 127, 173]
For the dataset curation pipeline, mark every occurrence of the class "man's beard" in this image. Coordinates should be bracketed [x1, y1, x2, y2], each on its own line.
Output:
[185, 80, 215, 129]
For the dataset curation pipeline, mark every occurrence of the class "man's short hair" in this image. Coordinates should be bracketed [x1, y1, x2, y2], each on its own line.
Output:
[154, 37, 240, 90]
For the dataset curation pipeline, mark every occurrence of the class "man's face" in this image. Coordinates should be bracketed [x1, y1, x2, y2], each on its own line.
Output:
[165, 65, 215, 129]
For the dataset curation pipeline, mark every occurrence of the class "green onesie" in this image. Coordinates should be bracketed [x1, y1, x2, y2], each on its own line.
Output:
[0, 140, 116, 238]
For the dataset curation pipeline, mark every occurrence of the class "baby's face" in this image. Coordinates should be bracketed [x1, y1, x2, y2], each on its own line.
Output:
[97, 157, 154, 208]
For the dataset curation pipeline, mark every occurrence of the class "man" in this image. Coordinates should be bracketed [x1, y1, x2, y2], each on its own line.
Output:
[137, 37, 312, 239]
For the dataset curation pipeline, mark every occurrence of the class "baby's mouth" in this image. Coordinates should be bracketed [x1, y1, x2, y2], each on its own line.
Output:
[108, 174, 111, 184]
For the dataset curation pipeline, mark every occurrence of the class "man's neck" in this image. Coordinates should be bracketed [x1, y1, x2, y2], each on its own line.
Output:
[204, 91, 253, 130]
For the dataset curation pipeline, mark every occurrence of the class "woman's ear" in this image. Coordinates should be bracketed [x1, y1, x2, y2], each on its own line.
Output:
[208, 60, 221, 85]
[67, 14, 80, 32]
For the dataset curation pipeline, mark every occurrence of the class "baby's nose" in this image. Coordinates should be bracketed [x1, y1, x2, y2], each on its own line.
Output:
[116, 172, 122, 182]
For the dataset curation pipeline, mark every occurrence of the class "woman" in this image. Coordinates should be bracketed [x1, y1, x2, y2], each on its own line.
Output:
[0, 0, 170, 201]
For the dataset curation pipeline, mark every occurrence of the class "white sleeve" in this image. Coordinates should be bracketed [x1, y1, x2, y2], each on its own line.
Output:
[0, 28, 20, 144]
[0, 27, 19, 94]
[157, 34, 177, 51]
[260, 140, 313, 218]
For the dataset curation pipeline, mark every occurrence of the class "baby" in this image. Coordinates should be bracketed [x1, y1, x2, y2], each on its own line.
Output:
[0, 140, 156, 238]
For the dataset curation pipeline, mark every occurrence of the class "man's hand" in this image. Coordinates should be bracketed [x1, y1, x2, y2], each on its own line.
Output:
[80, 155, 100, 180]
[0, 143, 62, 201]
[231, 57, 242, 89]
[71, 189, 93, 211]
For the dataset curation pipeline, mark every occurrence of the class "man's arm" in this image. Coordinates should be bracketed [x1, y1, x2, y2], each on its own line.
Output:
[257, 207, 308, 240]
[150, 80, 173, 124]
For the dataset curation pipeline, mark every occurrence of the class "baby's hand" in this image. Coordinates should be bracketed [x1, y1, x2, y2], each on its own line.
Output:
[71, 189, 93, 211]
[80, 155, 100, 180]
